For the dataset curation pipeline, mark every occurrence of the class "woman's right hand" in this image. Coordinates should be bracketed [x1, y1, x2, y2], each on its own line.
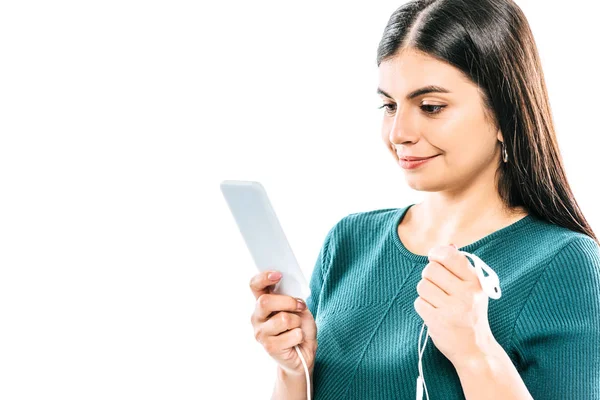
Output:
[249, 270, 317, 377]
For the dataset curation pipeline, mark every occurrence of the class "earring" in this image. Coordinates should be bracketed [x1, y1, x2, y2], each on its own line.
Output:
[502, 142, 508, 163]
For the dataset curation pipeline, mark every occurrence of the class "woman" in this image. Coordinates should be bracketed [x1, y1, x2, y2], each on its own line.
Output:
[249, 0, 600, 398]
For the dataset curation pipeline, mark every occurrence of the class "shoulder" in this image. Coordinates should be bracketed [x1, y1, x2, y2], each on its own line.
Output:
[335, 206, 403, 233]
[546, 233, 600, 280]
[527, 216, 600, 265]
[513, 215, 599, 264]
[323, 206, 405, 259]
[522, 228, 600, 309]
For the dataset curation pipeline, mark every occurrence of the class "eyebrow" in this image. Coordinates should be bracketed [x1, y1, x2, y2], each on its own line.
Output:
[376, 85, 450, 101]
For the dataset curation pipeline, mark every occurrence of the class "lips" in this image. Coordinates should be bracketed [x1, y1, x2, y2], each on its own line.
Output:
[398, 155, 438, 170]
[399, 155, 439, 161]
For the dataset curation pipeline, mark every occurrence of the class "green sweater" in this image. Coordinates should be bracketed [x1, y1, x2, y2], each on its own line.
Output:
[306, 203, 600, 399]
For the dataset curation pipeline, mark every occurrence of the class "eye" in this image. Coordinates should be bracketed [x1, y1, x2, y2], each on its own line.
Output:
[378, 103, 446, 116]
[420, 104, 446, 115]
[378, 103, 396, 115]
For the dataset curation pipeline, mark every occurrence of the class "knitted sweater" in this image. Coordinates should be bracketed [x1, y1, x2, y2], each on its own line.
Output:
[305, 203, 600, 399]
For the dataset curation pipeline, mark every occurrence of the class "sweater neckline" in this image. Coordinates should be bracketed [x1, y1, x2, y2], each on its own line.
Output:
[391, 203, 535, 263]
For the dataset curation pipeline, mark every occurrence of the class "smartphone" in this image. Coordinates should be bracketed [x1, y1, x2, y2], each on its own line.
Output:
[219, 180, 310, 300]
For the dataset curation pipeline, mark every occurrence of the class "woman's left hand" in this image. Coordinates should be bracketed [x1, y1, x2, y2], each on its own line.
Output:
[414, 244, 497, 369]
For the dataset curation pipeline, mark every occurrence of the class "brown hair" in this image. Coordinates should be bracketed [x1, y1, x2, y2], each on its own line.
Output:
[377, 0, 598, 244]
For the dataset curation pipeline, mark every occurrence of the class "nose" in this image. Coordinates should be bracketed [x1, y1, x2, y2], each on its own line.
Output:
[387, 105, 418, 147]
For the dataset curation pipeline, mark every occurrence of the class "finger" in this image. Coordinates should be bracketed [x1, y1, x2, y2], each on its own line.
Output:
[427, 245, 476, 282]
[414, 296, 436, 322]
[416, 277, 450, 308]
[259, 311, 303, 338]
[255, 293, 306, 321]
[421, 261, 462, 296]
[249, 270, 282, 300]
[263, 327, 304, 354]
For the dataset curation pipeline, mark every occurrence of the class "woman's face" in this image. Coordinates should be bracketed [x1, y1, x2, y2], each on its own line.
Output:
[378, 49, 503, 192]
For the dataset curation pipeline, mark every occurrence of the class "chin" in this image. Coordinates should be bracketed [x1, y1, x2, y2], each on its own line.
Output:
[404, 175, 447, 192]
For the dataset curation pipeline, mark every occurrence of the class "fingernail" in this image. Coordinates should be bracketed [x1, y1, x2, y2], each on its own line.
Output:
[449, 243, 457, 249]
[268, 271, 282, 280]
[296, 299, 306, 310]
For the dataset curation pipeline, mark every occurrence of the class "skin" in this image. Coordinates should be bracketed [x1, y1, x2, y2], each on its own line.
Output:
[378, 48, 528, 253]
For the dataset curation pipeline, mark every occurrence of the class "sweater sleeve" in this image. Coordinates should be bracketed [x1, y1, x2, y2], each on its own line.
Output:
[511, 236, 600, 399]
[305, 222, 336, 321]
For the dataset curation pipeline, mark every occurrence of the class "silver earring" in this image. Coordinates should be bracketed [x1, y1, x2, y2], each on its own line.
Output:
[502, 142, 508, 163]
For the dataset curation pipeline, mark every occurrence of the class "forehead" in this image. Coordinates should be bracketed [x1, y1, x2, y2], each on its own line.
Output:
[378, 50, 473, 96]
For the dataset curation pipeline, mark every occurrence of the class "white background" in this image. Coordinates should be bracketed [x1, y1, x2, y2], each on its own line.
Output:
[0, 1, 598, 399]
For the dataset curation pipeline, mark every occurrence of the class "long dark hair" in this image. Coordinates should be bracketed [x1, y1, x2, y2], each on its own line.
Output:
[377, 0, 598, 244]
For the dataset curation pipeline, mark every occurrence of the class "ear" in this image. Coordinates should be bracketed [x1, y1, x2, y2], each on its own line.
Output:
[496, 129, 503, 143]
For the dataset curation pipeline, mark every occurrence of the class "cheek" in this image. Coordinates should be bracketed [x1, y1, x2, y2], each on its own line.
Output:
[440, 136, 495, 175]
[432, 111, 489, 156]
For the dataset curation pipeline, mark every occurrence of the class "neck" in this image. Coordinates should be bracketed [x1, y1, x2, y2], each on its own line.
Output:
[410, 172, 527, 244]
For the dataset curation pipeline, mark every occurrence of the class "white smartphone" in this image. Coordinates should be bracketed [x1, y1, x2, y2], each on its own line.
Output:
[219, 180, 310, 300]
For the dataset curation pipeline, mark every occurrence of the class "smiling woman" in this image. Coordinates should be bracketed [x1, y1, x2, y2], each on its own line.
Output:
[374, 1, 597, 243]
[270, 0, 600, 400]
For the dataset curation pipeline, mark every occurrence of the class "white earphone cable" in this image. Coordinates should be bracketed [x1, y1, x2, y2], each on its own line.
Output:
[417, 322, 430, 400]
[294, 344, 311, 400]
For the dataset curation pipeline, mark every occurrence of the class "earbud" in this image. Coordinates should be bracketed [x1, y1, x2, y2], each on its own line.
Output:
[459, 251, 502, 299]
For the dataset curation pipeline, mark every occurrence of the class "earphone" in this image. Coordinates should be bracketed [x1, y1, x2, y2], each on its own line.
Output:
[294, 345, 311, 400]
[416, 251, 502, 400]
